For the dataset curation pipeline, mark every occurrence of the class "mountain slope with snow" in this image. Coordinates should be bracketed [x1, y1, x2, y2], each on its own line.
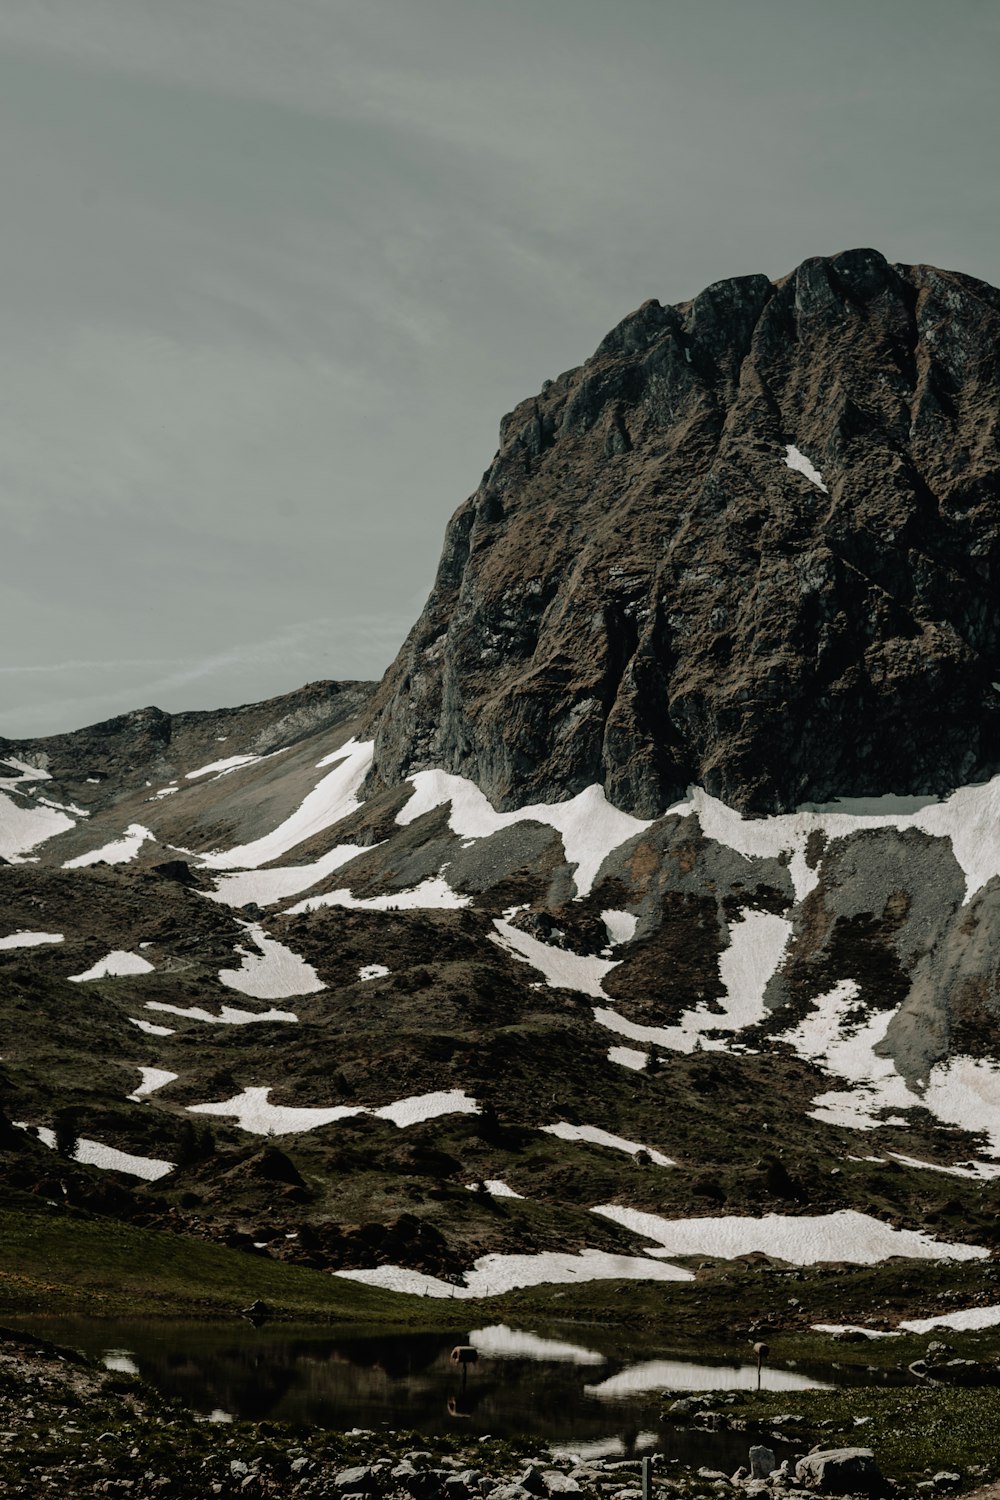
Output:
[3, 253, 1000, 1327]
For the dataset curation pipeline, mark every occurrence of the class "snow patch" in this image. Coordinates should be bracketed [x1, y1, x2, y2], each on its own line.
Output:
[494, 906, 786, 1057]
[784, 444, 828, 492]
[75, 1138, 174, 1180]
[466, 1180, 523, 1199]
[397, 772, 650, 897]
[337, 1247, 694, 1298]
[542, 1122, 674, 1167]
[187, 1085, 479, 1137]
[69, 951, 155, 982]
[592, 1204, 987, 1264]
[670, 774, 1000, 906]
[899, 1304, 1000, 1334]
[128, 1017, 175, 1037]
[200, 739, 372, 869]
[359, 964, 390, 982]
[0, 931, 64, 950]
[127, 1067, 178, 1102]
[289, 876, 470, 914]
[63, 823, 154, 869]
[146, 1001, 297, 1026]
[374, 1090, 479, 1128]
[0, 790, 74, 861]
[601, 909, 637, 946]
[0, 757, 51, 789]
[102, 1351, 140, 1375]
[218, 921, 324, 999]
[15, 1122, 174, 1180]
[490, 920, 617, 999]
[207, 843, 374, 908]
[185, 754, 260, 779]
[779, 983, 1000, 1157]
[608, 1045, 648, 1071]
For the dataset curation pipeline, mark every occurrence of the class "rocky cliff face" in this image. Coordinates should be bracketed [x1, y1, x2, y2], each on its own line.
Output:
[366, 249, 1000, 816]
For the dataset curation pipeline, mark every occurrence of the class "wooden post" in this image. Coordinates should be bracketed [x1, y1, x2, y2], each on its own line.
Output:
[641, 1456, 651, 1500]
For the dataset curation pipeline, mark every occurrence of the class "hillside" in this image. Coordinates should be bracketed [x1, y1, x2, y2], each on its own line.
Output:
[2, 252, 1000, 1334]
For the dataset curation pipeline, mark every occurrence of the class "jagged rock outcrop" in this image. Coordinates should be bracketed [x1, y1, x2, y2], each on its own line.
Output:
[366, 249, 1000, 815]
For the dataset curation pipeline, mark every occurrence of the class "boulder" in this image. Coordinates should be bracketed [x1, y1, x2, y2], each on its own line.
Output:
[795, 1447, 885, 1495]
[749, 1446, 777, 1479]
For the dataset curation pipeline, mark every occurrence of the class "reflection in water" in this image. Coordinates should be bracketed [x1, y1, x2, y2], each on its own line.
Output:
[585, 1359, 830, 1398]
[467, 1325, 605, 1366]
[11, 1315, 893, 1470]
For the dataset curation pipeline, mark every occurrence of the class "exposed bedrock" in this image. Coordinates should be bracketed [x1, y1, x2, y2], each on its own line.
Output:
[366, 249, 1000, 816]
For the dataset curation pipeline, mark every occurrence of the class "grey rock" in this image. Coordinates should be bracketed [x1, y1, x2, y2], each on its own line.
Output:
[794, 1447, 885, 1495]
[542, 1476, 582, 1495]
[335, 1467, 381, 1495]
[932, 1475, 961, 1491]
[749, 1446, 777, 1479]
[669, 1395, 709, 1419]
[520, 1467, 547, 1496]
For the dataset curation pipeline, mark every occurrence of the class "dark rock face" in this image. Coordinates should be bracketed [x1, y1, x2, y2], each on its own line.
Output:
[366, 249, 1000, 815]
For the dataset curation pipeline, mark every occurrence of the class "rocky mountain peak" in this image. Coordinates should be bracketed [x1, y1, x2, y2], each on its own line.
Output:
[366, 249, 1000, 816]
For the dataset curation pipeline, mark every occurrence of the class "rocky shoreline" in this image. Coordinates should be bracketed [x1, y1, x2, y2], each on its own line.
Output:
[4, 1327, 1000, 1500]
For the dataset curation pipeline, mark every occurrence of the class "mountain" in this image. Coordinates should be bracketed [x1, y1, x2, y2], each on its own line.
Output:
[2, 251, 1000, 1328]
[366, 248, 1000, 817]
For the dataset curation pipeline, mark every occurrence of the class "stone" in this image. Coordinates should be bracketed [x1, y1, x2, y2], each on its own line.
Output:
[749, 1446, 777, 1479]
[668, 1396, 709, 1419]
[794, 1447, 885, 1495]
[542, 1476, 582, 1495]
[519, 1467, 547, 1496]
[932, 1476, 961, 1491]
[335, 1467, 381, 1495]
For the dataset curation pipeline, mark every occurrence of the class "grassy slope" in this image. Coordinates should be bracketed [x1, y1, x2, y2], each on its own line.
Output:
[0, 1198, 437, 1324]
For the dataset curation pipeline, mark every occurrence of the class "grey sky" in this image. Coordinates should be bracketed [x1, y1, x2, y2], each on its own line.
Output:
[2, 0, 997, 736]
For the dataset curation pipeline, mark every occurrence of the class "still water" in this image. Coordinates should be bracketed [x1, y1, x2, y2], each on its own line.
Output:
[10, 1316, 899, 1469]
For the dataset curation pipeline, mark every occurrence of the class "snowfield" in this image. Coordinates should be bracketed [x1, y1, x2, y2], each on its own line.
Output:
[200, 739, 373, 869]
[591, 1205, 988, 1264]
[337, 1247, 695, 1298]
[218, 921, 324, 999]
[397, 772, 650, 897]
[0, 790, 74, 861]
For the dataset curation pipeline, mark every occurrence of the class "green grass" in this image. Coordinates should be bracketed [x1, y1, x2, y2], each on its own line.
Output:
[736, 1386, 1000, 1489]
[0, 1198, 441, 1324]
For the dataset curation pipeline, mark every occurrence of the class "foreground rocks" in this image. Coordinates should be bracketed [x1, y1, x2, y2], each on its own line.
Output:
[9, 1328, 999, 1500]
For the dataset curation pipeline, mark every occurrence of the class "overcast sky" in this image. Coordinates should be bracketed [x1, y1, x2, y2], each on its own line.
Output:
[2, 0, 997, 736]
